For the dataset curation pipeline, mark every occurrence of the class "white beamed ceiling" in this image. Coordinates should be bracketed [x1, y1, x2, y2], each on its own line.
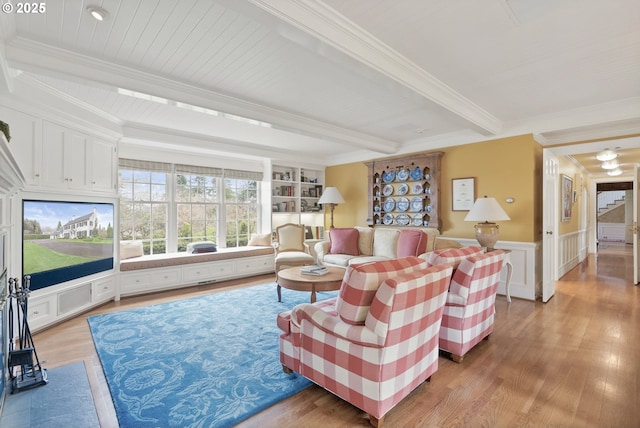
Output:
[0, 0, 639, 172]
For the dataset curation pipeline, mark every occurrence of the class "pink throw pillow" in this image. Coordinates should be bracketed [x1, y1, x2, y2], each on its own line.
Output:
[397, 230, 428, 257]
[329, 228, 360, 255]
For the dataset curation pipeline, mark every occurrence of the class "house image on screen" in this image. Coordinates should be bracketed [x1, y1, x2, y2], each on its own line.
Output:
[51, 208, 98, 239]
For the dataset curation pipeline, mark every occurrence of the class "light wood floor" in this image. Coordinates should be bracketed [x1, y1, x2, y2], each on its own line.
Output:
[33, 246, 639, 427]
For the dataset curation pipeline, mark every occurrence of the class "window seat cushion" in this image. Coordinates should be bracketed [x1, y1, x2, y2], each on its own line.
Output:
[120, 246, 274, 271]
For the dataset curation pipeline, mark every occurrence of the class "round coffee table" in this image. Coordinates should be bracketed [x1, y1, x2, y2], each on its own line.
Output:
[277, 266, 345, 303]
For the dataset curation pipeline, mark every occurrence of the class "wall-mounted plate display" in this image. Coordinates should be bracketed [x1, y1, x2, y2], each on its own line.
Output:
[396, 197, 409, 212]
[383, 213, 394, 225]
[410, 197, 423, 212]
[382, 184, 394, 196]
[396, 213, 410, 226]
[382, 170, 395, 183]
[396, 168, 409, 181]
[397, 183, 409, 195]
[383, 198, 395, 212]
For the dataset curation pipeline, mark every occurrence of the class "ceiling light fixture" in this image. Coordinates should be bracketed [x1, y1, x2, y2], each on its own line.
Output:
[601, 160, 619, 170]
[87, 6, 109, 21]
[607, 168, 623, 176]
[596, 149, 617, 162]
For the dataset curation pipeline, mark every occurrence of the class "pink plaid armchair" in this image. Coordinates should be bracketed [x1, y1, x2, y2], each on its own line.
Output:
[438, 250, 505, 362]
[277, 257, 453, 427]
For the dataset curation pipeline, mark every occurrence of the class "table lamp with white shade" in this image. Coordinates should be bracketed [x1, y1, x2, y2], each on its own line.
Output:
[464, 196, 510, 251]
[318, 187, 345, 229]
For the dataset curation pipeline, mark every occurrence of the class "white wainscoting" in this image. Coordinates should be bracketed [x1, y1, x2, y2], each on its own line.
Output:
[597, 222, 625, 242]
[446, 238, 540, 301]
[558, 228, 590, 278]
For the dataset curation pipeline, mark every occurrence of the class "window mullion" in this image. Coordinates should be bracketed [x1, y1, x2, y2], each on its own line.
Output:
[167, 167, 178, 252]
[218, 178, 226, 248]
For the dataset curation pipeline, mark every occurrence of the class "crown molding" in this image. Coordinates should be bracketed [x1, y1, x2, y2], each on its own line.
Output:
[250, 0, 502, 136]
[5, 37, 399, 155]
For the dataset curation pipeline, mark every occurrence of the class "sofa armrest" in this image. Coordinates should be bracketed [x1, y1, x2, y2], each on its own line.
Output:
[314, 241, 331, 264]
[292, 303, 384, 347]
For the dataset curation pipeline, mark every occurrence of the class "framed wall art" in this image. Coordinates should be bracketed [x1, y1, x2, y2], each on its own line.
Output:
[452, 177, 475, 211]
[561, 174, 573, 222]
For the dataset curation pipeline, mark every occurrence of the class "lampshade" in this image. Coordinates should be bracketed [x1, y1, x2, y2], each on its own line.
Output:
[318, 187, 345, 205]
[464, 197, 510, 251]
[464, 197, 511, 222]
[318, 187, 345, 228]
[595, 149, 617, 162]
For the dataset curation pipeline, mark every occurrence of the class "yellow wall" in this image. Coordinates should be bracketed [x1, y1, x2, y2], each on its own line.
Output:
[326, 134, 543, 243]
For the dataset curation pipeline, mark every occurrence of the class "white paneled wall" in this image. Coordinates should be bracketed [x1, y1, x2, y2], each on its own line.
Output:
[558, 229, 590, 278]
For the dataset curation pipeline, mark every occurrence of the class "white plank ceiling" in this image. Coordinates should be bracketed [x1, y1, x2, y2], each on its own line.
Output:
[0, 0, 639, 173]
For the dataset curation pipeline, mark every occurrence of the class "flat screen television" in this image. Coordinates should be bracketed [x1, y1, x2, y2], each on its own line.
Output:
[22, 199, 115, 291]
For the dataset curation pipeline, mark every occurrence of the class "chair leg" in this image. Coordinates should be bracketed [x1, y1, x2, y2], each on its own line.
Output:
[282, 364, 292, 374]
[368, 414, 384, 427]
[451, 353, 464, 363]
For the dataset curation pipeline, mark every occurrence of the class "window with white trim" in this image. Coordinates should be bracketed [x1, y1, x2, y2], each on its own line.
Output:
[118, 160, 262, 255]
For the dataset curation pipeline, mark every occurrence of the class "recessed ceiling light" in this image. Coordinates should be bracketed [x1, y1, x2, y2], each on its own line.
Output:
[596, 149, 617, 162]
[607, 168, 623, 176]
[87, 6, 109, 21]
[601, 160, 619, 170]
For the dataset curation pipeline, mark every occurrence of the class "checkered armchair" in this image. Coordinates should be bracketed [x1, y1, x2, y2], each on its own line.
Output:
[277, 257, 453, 427]
[438, 250, 505, 363]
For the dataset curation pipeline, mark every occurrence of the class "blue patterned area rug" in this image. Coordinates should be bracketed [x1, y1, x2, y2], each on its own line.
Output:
[88, 283, 336, 428]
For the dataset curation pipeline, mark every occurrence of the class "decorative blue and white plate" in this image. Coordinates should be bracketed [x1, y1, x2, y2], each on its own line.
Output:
[412, 214, 423, 226]
[382, 170, 395, 183]
[410, 197, 423, 212]
[424, 204, 432, 213]
[383, 198, 395, 212]
[412, 183, 423, 194]
[397, 183, 409, 195]
[396, 168, 409, 182]
[382, 184, 394, 196]
[383, 213, 394, 225]
[395, 213, 410, 226]
[396, 197, 409, 212]
[410, 166, 422, 181]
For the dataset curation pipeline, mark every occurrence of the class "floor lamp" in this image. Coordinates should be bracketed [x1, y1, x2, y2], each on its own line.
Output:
[318, 187, 345, 229]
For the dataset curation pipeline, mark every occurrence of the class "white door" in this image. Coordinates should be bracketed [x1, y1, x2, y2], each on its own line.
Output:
[634, 164, 639, 284]
[542, 150, 559, 302]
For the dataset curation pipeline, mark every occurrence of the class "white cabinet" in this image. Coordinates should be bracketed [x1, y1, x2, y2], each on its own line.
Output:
[1, 105, 117, 195]
[26, 294, 56, 331]
[28, 274, 117, 332]
[119, 254, 275, 298]
[120, 267, 181, 295]
[90, 139, 117, 193]
[41, 121, 87, 190]
[0, 105, 42, 186]
[40, 121, 116, 193]
[92, 276, 116, 303]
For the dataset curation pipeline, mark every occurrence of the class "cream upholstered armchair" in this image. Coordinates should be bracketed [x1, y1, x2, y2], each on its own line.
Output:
[274, 223, 315, 272]
[277, 257, 453, 427]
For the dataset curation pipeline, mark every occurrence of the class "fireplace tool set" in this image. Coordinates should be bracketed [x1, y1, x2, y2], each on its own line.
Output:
[7, 275, 48, 393]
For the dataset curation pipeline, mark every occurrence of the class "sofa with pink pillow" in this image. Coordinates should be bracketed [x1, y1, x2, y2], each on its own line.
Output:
[315, 226, 460, 268]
